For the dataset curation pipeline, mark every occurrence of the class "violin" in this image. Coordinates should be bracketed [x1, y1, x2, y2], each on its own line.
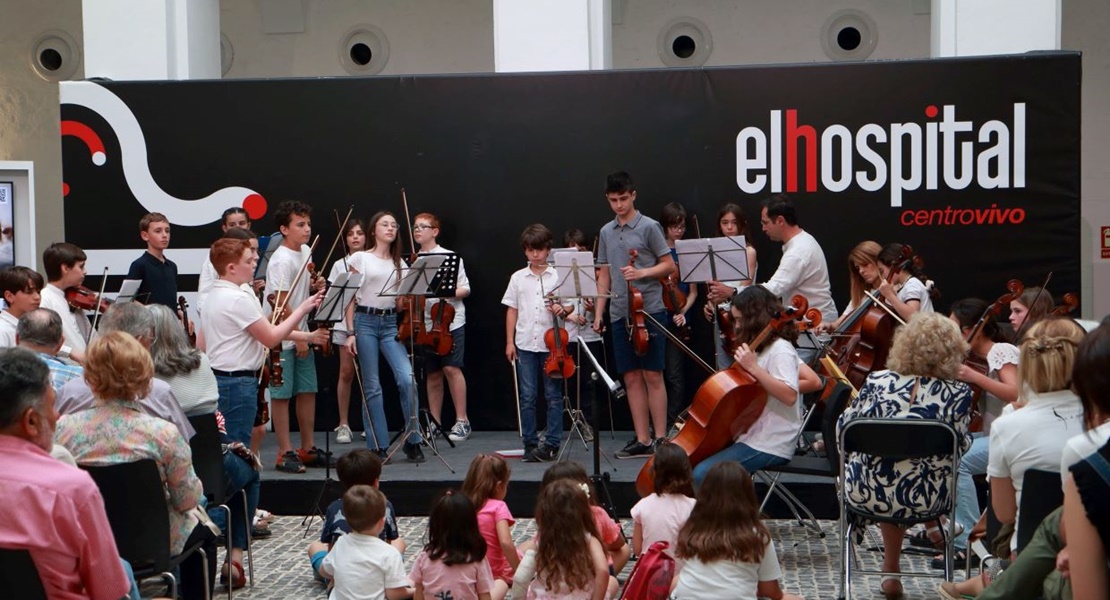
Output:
[636, 295, 809, 497]
[256, 363, 272, 427]
[627, 249, 650, 356]
[1051, 292, 1079, 316]
[396, 255, 428, 346]
[305, 261, 333, 357]
[65, 285, 112, 313]
[964, 279, 1023, 432]
[660, 271, 691, 342]
[177, 296, 196, 347]
[426, 299, 456, 356]
[264, 293, 287, 388]
[543, 296, 575, 379]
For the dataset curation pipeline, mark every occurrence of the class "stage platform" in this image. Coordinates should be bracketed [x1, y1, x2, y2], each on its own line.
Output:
[257, 429, 839, 519]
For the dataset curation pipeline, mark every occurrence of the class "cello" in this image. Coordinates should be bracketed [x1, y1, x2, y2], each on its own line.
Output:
[627, 249, 650, 356]
[636, 295, 809, 497]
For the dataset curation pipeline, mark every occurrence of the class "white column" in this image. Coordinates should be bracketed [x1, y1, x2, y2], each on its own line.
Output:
[83, 0, 220, 80]
[494, 0, 611, 73]
[931, 0, 1061, 57]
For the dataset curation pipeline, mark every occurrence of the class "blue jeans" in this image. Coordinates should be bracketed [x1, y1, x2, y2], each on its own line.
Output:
[216, 375, 258, 446]
[354, 312, 420, 448]
[517, 350, 564, 449]
[692, 442, 787, 489]
[208, 452, 261, 550]
[954, 433, 990, 549]
[120, 558, 140, 600]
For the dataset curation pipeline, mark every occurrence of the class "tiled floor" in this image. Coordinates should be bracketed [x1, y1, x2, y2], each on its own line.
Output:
[164, 515, 957, 599]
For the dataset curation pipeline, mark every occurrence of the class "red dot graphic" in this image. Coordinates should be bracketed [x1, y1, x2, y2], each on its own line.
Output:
[243, 194, 267, 220]
[925, 105, 939, 118]
[63, 182, 70, 197]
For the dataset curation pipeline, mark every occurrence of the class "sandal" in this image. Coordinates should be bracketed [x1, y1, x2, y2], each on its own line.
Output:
[907, 522, 964, 549]
[275, 451, 306, 474]
[254, 509, 274, 524]
[220, 560, 247, 590]
[938, 581, 975, 600]
[881, 576, 904, 600]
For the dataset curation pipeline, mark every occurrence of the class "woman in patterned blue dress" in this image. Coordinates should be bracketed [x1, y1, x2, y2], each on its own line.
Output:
[837, 312, 974, 599]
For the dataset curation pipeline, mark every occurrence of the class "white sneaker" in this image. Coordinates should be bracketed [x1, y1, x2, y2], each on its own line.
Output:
[335, 424, 353, 444]
[448, 420, 472, 442]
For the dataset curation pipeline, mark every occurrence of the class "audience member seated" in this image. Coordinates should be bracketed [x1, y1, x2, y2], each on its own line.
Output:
[17, 307, 84, 390]
[939, 316, 1089, 600]
[55, 301, 195, 440]
[837, 312, 973, 600]
[0, 346, 131, 600]
[54, 331, 216, 600]
[147, 303, 259, 588]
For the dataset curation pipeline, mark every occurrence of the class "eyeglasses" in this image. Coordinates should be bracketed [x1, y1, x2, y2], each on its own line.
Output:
[668, 224, 687, 230]
[413, 225, 434, 231]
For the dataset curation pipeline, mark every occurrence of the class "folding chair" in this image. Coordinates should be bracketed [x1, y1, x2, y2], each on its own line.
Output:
[189, 413, 254, 597]
[837, 418, 962, 600]
[84, 459, 211, 600]
[0, 549, 47, 600]
[757, 380, 854, 537]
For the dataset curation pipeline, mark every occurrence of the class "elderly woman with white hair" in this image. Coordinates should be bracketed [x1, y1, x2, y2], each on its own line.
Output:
[837, 312, 974, 599]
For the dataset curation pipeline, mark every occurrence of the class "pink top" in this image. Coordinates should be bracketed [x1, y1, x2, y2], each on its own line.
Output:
[477, 498, 515, 582]
[410, 550, 495, 600]
[591, 505, 622, 564]
[630, 492, 696, 561]
[0, 435, 130, 600]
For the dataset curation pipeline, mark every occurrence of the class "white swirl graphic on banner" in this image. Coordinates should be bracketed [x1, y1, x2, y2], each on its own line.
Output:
[59, 81, 265, 226]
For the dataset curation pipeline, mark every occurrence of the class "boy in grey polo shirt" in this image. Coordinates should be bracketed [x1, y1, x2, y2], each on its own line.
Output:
[592, 172, 676, 459]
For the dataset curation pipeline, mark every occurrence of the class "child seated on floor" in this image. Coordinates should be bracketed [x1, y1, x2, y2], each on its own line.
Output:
[319, 485, 413, 600]
[308, 449, 405, 582]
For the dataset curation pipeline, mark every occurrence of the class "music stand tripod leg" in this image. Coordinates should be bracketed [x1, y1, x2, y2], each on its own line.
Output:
[301, 431, 338, 537]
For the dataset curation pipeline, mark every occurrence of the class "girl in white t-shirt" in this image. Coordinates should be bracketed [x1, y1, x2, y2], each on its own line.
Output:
[631, 441, 696, 566]
[876, 242, 938, 321]
[410, 490, 495, 600]
[327, 219, 366, 445]
[343, 212, 421, 460]
[672, 462, 803, 600]
[692, 286, 801, 488]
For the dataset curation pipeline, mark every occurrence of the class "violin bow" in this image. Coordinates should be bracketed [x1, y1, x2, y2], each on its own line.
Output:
[318, 205, 354, 280]
[1014, 271, 1052, 341]
[401, 188, 418, 257]
[335, 209, 352, 272]
[87, 267, 110, 345]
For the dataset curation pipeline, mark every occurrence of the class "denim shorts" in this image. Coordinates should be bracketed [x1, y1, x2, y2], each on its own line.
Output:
[611, 310, 667, 375]
[424, 326, 465, 370]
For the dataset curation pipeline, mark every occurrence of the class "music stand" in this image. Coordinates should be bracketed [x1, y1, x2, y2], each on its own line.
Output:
[380, 254, 456, 471]
[315, 273, 362, 325]
[115, 279, 142, 303]
[677, 236, 749, 366]
[255, 233, 284, 282]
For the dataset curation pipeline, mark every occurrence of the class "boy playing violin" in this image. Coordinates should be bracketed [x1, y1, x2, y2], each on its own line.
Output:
[594, 172, 676, 459]
[413, 212, 473, 442]
[502, 224, 569, 462]
[38, 242, 93, 363]
[0, 266, 44, 348]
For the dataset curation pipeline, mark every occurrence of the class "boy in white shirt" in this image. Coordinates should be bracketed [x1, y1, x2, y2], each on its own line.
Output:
[0, 266, 43, 347]
[319, 485, 411, 600]
[38, 242, 93, 363]
[264, 201, 327, 473]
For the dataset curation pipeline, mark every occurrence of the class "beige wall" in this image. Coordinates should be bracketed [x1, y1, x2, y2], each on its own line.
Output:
[1064, 1, 1110, 319]
[220, 0, 495, 78]
[612, 0, 930, 67]
[0, 0, 83, 264]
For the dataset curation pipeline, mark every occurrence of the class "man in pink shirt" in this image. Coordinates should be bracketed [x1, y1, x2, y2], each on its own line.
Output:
[0, 346, 131, 600]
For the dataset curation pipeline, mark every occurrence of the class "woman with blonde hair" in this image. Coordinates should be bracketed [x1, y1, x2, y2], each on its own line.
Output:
[820, 241, 883, 334]
[55, 331, 215, 600]
[837, 312, 974, 599]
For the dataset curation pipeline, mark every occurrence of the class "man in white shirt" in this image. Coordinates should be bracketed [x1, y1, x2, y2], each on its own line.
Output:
[756, 195, 837, 361]
[38, 243, 94, 363]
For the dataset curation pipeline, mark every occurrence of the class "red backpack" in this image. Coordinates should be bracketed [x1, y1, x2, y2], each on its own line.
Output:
[619, 541, 676, 600]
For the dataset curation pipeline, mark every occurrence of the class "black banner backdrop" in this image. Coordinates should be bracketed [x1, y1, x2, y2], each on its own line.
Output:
[60, 52, 1080, 432]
